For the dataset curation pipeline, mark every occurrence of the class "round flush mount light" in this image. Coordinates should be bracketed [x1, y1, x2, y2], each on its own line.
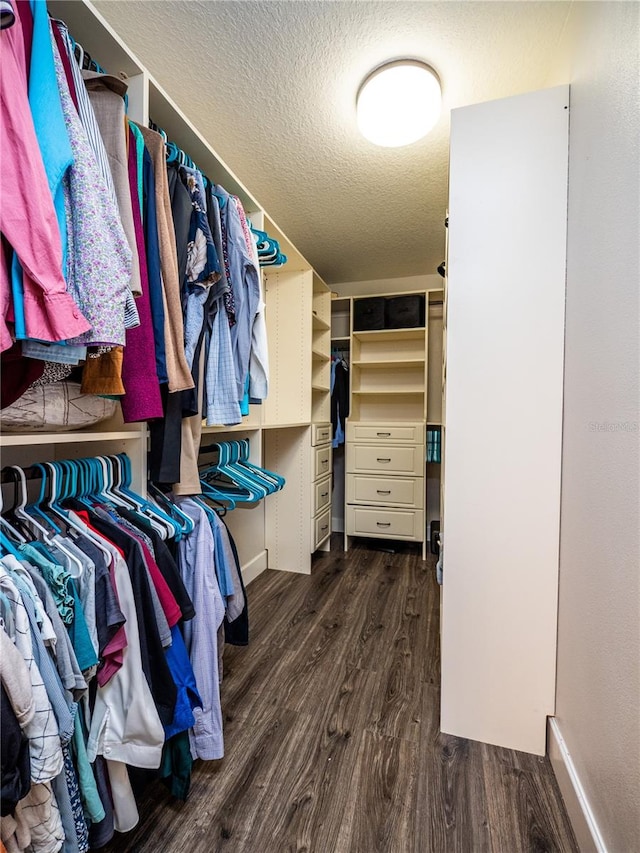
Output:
[356, 59, 441, 147]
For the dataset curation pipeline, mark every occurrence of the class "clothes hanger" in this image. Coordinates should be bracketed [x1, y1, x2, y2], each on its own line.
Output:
[199, 442, 266, 502]
[223, 440, 281, 494]
[0, 471, 26, 551]
[236, 439, 285, 490]
[5, 465, 53, 541]
[111, 454, 179, 539]
[34, 461, 85, 578]
[147, 482, 194, 537]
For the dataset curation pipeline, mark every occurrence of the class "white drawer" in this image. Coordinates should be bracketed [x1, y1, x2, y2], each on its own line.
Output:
[312, 423, 332, 446]
[346, 506, 424, 541]
[314, 445, 332, 479]
[347, 444, 423, 476]
[346, 474, 424, 508]
[314, 475, 332, 515]
[313, 508, 331, 550]
[346, 422, 425, 444]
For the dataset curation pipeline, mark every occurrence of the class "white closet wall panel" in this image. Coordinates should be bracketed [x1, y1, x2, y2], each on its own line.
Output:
[441, 86, 569, 755]
[263, 271, 312, 427]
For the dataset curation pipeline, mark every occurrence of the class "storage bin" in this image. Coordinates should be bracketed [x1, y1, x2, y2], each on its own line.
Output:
[353, 297, 385, 331]
[384, 294, 425, 329]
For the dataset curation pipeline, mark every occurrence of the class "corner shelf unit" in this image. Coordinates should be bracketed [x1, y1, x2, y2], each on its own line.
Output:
[337, 290, 443, 560]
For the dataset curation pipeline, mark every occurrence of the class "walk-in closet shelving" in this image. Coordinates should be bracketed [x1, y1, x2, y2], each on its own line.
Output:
[333, 289, 444, 559]
[9, 0, 333, 584]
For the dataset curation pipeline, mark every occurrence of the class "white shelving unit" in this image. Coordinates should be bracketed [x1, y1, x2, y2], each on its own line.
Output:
[340, 290, 443, 559]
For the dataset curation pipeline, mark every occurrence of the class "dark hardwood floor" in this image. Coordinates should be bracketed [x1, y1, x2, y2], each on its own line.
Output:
[105, 536, 578, 853]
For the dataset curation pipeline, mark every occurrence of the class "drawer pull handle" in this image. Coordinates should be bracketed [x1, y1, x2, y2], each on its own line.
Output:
[320, 525, 329, 531]
[377, 458, 391, 463]
[377, 432, 391, 437]
[376, 489, 391, 495]
[320, 492, 329, 498]
[321, 459, 328, 465]
[376, 522, 391, 527]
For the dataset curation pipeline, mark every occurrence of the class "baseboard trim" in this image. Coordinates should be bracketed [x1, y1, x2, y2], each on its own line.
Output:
[242, 549, 268, 586]
[547, 717, 607, 853]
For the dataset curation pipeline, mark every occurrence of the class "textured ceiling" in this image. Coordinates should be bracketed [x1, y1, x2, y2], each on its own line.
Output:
[94, 0, 572, 284]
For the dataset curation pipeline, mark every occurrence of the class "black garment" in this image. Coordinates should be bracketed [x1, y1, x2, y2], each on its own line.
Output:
[0, 683, 31, 816]
[148, 383, 183, 485]
[167, 162, 192, 298]
[331, 359, 349, 446]
[117, 508, 195, 622]
[222, 519, 249, 646]
[82, 509, 177, 727]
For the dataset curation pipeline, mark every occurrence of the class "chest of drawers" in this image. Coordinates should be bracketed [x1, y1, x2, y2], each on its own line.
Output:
[345, 421, 425, 557]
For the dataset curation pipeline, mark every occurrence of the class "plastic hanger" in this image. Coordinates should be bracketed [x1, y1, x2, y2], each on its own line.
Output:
[0, 472, 26, 552]
[199, 442, 267, 503]
[147, 482, 194, 537]
[111, 455, 179, 539]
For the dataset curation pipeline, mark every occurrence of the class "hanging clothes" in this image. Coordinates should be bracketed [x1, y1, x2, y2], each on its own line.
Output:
[331, 356, 349, 447]
[0, 5, 90, 349]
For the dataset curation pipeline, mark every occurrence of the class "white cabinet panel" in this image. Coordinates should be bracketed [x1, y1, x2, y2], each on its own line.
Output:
[441, 85, 569, 755]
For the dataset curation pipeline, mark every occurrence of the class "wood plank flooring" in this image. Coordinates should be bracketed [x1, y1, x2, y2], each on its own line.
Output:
[103, 536, 578, 853]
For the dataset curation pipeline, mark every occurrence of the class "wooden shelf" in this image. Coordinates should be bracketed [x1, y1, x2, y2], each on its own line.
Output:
[312, 349, 330, 362]
[312, 384, 330, 393]
[0, 430, 145, 447]
[353, 359, 425, 368]
[201, 424, 262, 434]
[312, 314, 331, 332]
[352, 390, 424, 397]
[352, 328, 425, 342]
[331, 335, 350, 343]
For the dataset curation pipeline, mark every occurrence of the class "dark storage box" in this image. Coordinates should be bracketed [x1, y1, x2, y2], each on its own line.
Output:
[384, 294, 425, 329]
[353, 297, 385, 331]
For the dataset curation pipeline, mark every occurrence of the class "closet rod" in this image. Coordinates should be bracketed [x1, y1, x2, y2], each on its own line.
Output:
[1, 465, 47, 483]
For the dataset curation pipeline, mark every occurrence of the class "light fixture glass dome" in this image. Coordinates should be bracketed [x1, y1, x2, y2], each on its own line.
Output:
[356, 60, 441, 148]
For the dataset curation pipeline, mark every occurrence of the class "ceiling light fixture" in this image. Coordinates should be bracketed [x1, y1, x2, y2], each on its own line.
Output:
[356, 59, 441, 148]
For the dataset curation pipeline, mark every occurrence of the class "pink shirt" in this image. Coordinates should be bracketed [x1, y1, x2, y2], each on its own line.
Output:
[0, 8, 91, 348]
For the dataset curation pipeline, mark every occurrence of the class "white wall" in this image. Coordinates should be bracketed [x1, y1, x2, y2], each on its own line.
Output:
[547, 3, 640, 850]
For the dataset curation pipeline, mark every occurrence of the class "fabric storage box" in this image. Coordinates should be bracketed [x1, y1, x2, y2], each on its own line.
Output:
[353, 297, 385, 331]
[384, 294, 425, 329]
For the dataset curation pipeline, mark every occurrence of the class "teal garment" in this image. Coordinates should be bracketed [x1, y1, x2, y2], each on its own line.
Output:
[18, 542, 74, 624]
[66, 578, 98, 672]
[240, 374, 250, 416]
[12, 0, 74, 339]
[159, 731, 194, 801]
[128, 120, 145, 217]
[72, 708, 106, 825]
